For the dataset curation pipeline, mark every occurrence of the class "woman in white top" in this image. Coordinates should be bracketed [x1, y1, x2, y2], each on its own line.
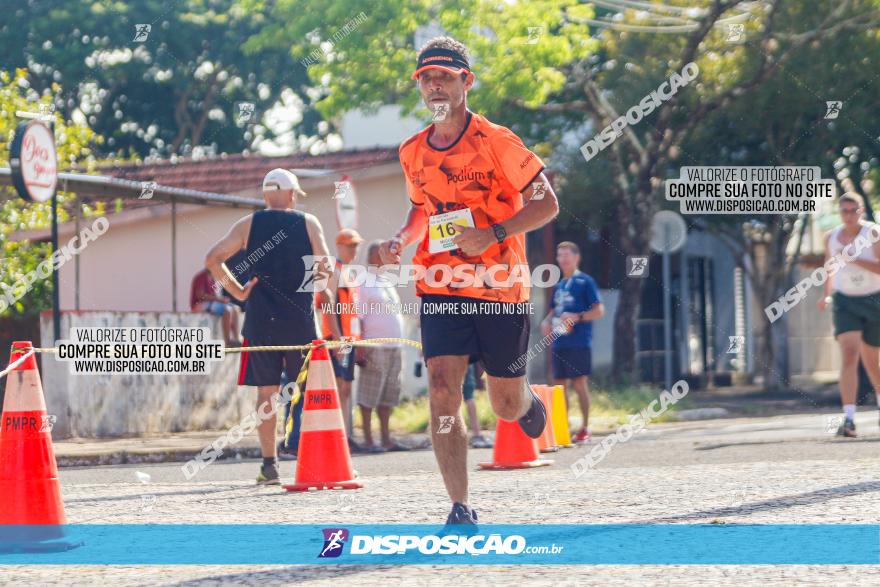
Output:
[817, 192, 880, 437]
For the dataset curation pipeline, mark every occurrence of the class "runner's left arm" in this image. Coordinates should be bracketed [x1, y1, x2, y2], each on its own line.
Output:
[453, 173, 558, 257]
[499, 173, 560, 237]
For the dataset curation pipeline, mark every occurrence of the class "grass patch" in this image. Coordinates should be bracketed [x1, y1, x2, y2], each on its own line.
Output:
[367, 383, 690, 435]
[587, 383, 691, 430]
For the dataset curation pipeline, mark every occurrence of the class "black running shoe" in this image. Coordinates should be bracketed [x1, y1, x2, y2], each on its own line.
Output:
[256, 463, 281, 485]
[836, 418, 857, 438]
[445, 502, 478, 526]
[518, 389, 547, 439]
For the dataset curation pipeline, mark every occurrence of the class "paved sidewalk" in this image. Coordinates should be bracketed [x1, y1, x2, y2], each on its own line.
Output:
[54, 430, 263, 467]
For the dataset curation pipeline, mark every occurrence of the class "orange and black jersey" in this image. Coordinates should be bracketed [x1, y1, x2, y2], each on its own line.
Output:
[398, 111, 545, 303]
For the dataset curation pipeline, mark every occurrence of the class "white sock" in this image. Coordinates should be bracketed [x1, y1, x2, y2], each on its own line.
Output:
[843, 404, 856, 420]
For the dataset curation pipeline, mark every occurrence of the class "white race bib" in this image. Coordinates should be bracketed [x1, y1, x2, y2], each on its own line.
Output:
[428, 208, 475, 254]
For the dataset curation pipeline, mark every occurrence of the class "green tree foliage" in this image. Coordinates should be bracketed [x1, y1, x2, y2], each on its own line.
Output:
[2, 1, 318, 158]
[1, 69, 100, 317]
[239, 0, 596, 121]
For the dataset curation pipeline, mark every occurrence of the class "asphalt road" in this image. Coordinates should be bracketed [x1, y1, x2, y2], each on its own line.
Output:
[6, 411, 880, 586]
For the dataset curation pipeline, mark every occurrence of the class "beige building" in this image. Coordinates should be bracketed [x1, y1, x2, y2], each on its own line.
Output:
[15, 148, 414, 313]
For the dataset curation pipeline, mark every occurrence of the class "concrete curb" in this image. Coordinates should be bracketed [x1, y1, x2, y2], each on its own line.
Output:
[54, 433, 432, 468]
[57, 446, 263, 468]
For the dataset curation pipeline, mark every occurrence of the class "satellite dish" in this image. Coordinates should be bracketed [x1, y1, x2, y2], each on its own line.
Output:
[650, 210, 687, 253]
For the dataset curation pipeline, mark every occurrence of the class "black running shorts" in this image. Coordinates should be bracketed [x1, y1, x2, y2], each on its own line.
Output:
[238, 339, 307, 387]
[419, 294, 531, 378]
[832, 290, 880, 346]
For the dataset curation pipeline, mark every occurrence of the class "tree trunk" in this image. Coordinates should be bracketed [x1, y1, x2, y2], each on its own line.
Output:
[751, 257, 788, 391]
[612, 274, 644, 381]
[611, 182, 653, 383]
[752, 282, 781, 391]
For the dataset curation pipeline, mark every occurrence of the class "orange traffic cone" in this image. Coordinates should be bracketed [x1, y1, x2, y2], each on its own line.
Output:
[478, 418, 553, 470]
[284, 340, 362, 491]
[535, 385, 558, 453]
[0, 341, 80, 552]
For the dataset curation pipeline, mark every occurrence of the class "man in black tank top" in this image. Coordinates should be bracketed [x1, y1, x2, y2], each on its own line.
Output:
[206, 168, 342, 485]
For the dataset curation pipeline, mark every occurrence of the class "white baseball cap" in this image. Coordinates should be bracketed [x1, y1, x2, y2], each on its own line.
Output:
[262, 168, 301, 192]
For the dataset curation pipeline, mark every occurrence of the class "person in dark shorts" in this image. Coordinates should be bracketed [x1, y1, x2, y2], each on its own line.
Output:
[817, 192, 880, 438]
[541, 242, 604, 444]
[205, 168, 341, 485]
[377, 36, 559, 525]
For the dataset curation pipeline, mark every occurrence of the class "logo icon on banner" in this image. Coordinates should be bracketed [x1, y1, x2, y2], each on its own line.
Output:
[437, 416, 455, 434]
[530, 181, 547, 201]
[237, 102, 255, 123]
[297, 256, 337, 293]
[824, 101, 842, 119]
[824, 415, 842, 434]
[139, 181, 157, 200]
[39, 415, 57, 433]
[726, 24, 745, 43]
[37, 103, 55, 121]
[338, 336, 354, 356]
[333, 181, 351, 200]
[526, 26, 544, 44]
[626, 256, 649, 278]
[431, 103, 450, 122]
[140, 494, 157, 512]
[133, 24, 151, 42]
[727, 336, 744, 354]
[319, 528, 349, 558]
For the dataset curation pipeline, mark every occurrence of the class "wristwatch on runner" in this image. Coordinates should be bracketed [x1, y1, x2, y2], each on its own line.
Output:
[491, 223, 507, 243]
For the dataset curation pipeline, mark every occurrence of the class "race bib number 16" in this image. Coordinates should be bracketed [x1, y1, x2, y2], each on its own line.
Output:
[428, 208, 475, 254]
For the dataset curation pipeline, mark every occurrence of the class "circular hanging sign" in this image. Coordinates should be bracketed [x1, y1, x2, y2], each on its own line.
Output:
[10, 120, 58, 203]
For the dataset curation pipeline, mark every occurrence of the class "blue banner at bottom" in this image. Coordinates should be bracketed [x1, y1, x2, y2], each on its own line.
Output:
[0, 525, 877, 565]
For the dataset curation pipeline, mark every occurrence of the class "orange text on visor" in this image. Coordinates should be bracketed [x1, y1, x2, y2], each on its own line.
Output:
[412, 47, 471, 80]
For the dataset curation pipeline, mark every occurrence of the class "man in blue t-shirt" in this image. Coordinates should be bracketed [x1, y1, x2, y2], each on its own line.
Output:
[541, 242, 604, 444]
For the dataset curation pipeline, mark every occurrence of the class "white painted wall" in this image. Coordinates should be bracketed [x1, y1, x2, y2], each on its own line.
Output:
[339, 105, 425, 149]
[57, 168, 419, 313]
[40, 311, 250, 438]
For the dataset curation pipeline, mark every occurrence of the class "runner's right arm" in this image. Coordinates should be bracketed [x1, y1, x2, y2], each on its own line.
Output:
[205, 216, 258, 302]
[379, 205, 428, 265]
